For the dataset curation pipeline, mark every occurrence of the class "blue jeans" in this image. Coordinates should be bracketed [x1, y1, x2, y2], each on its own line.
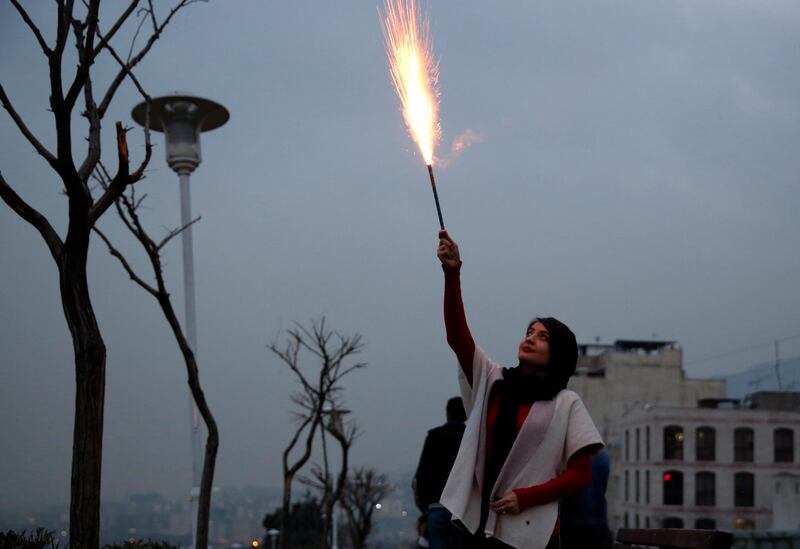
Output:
[427, 506, 456, 549]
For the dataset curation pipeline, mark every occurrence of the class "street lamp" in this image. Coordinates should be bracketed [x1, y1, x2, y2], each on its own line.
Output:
[321, 404, 350, 549]
[266, 528, 280, 549]
[131, 93, 229, 549]
[322, 404, 351, 435]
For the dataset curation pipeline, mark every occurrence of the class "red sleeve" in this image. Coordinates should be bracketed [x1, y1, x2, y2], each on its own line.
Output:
[443, 263, 475, 381]
[512, 449, 592, 511]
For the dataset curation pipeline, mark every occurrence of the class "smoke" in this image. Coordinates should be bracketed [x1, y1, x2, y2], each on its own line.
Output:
[436, 129, 483, 168]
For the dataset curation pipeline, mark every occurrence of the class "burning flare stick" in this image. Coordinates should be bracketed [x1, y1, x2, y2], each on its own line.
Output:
[380, 0, 445, 229]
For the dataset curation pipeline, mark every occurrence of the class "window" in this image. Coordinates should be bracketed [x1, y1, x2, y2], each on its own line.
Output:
[695, 518, 716, 530]
[696, 426, 716, 461]
[645, 470, 650, 504]
[734, 518, 755, 530]
[774, 428, 794, 463]
[646, 426, 651, 460]
[636, 428, 641, 461]
[645, 516, 650, 528]
[663, 517, 684, 528]
[635, 470, 640, 503]
[635, 514, 640, 528]
[664, 425, 684, 460]
[624, 512, 629, 528]
[695, 472, 715, 506]
[625, 470, 629, 502]
[734, 472, 754, 507]
[626, 430, 630, 461]
[734, 427, 754, 462]
[663, 470, 683, 505]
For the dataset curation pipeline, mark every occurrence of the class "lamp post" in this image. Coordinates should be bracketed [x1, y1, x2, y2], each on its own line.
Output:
[266, 528, 280, 549]
[322, 404, 350, 549]
[132, 93, 229, 548]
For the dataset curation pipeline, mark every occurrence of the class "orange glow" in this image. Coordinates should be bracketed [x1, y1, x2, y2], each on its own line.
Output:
[381, 0, 440, 166]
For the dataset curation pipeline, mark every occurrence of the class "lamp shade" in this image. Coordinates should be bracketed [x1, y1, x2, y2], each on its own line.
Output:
[132, 93, 229, 175]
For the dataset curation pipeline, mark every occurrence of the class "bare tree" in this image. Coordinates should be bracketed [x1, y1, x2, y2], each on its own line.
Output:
[300, 413, 359, 549]
[0, 2, 200, 546]
[340, 468, 393, 549]
[269, 318, 366, 549]
[91, 169, 218, 549]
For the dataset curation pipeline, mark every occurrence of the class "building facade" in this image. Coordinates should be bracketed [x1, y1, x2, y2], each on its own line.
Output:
[567, 340, 726, 529]
[617, 396, 800, 532]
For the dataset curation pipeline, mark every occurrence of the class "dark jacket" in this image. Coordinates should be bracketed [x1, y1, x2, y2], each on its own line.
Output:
[561, 449, 610, 526]
[415, 420, 466, 510]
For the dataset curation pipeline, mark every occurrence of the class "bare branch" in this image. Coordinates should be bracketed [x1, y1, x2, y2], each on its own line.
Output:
[133, 192, 148, 211]
[336, 361, 368, 380]
[65, 0, 100, 108]
[82, 19, 154, 182]
[55, 1, 77, 59]
[157, 216, 201, 250]
[92, 162, 147, 250]
[282, 415, 314, 465]
[93, 162, 138, 233]
[69, 15, 102, 183]
[98, 37, 151, 102]
[286, 414, 322, 478]
[146, 0, 158, 31]
[9, 0, 52, 55]
[88, 123, 149, 226]
[98, 0, 197, 117]
[128, 102, 153, 183]
[269, 338, 316, 397]
[0, 172, 63, 264]
[0, 85, 59, 170]
[117, 185, 160, 262]
[90, 1, 141, 58]
[93, 227, 158, 297]
[127, 7, 150, 62]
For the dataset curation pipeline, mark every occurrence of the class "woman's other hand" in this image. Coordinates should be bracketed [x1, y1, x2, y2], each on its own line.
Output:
[489, 492, 520, 515]
[437, 230, 461, 269]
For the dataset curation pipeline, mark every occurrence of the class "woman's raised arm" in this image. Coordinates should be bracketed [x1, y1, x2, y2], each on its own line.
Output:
[438, 230, 475, 382]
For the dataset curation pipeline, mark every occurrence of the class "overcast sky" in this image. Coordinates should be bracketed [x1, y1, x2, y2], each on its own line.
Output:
[2, 1, 799, 511]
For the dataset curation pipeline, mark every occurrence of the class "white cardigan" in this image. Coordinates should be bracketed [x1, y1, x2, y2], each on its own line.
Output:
[439, 346, 603, 549]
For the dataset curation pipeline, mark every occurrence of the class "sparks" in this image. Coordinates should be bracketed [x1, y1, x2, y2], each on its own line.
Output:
[381, 0, 440, 166]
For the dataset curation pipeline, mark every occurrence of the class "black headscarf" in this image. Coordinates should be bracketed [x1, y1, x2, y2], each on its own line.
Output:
[480, 317, 578, 528]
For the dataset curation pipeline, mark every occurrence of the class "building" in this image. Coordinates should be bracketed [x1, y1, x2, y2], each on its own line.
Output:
[617, 394, 800, 532]
[569, 340, 726, 442]
[568, 339, 726, 529]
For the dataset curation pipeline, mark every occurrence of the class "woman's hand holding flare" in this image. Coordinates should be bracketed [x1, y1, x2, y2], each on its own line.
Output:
[490, 492, 520, 515]
[437, 230, 461, 269]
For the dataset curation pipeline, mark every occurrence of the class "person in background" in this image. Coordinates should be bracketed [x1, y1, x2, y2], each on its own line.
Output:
[414, 397, 468, 549]
[560, 449, 612, 549]
[416, 513, 430, 549]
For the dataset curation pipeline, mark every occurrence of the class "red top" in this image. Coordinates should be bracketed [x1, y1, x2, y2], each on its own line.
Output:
[443, 263, 592, 531]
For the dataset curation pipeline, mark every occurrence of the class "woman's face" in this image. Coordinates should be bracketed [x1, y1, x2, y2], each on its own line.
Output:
[518, 321, 551, 373]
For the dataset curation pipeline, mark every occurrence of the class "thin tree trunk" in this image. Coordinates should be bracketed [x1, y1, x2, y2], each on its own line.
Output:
[319, 430, 331, 549]
[279, 474, 294, 549]
[158, 295, 219, 549]
[60, 234, 105, 549]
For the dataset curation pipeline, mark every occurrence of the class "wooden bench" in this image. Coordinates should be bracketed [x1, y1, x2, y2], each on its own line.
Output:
[615, 528, 733, 549]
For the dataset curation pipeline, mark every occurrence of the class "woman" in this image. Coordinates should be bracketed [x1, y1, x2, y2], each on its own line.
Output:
[436, 230, 603, 549]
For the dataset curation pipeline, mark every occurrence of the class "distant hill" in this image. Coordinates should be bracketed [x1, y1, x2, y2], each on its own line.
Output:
[721, 355, 800, 399]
